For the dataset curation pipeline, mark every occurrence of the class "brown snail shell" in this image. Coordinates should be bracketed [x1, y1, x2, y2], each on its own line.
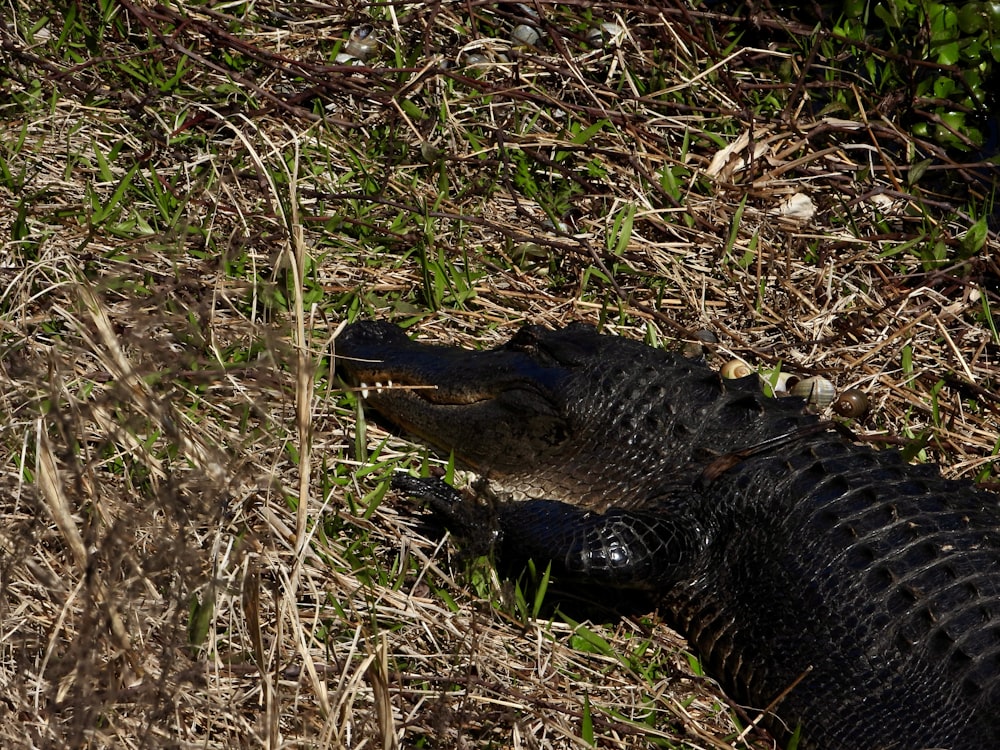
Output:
[790, 376, 836, 409]
[833, 388, 869, 418]
[682, 330, 715, 359]
[721, 359, 753, 379]
[681, 341, 704, 359]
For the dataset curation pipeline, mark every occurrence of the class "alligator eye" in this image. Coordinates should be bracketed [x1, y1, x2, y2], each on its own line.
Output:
[542, 423, 569, 446]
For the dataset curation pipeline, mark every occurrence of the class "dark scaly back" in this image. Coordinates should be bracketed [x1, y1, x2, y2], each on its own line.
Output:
[515, 326, 819, 511]
[516, 326, 1000, 749]
[665, 398, 1000, 748]
[344, 322, 1000, 748]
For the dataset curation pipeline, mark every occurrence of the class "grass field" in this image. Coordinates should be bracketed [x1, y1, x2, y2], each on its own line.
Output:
[2, 1, 999, 747]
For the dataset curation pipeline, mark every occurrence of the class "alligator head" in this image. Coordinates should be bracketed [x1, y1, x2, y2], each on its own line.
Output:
[336, 321, 584, 493]
[336, 320, 794, 508]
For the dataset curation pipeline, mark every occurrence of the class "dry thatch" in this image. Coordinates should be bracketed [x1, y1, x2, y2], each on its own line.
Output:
[1, 1, 998, 748]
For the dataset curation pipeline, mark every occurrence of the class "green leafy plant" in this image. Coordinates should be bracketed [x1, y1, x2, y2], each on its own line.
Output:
[834, 0, 999, 149]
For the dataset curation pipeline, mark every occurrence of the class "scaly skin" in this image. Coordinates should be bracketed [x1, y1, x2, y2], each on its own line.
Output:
[337, 320, 1000, 750]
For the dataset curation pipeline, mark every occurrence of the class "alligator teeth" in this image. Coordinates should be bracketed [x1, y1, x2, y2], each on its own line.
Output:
[359, 380, 394, 398]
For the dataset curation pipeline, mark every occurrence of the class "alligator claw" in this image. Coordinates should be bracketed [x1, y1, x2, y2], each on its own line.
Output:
[391, 473, 500, 554]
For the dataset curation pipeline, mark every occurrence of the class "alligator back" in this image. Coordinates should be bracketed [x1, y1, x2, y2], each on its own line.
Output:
[338, 320, 1000, 750]
[676, 436, 1000, 749]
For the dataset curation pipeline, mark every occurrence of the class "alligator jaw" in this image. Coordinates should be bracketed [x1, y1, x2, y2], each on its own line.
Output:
[348, 373, 489, 406]
[338, 321, 530, 402]
[336, 321, 572, 477]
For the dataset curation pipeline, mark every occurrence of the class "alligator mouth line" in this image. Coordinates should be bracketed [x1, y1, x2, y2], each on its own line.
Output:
[346, 372, 496, 406]
[354, 379, 457, 401]
[336, 321, 563, 409]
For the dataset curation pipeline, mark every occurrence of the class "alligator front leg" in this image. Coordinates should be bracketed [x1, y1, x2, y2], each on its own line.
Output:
[393, 474, 705, 590]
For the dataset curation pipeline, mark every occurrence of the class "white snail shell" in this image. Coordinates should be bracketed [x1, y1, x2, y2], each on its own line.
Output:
[586, 22, 624, 48]
[461, 51, 488, 66]
[770, 372, 799, 393]
[791, 376, 836, 409]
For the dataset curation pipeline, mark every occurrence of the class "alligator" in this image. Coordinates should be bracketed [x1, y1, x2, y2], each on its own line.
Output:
[336, 320, 1000, 750]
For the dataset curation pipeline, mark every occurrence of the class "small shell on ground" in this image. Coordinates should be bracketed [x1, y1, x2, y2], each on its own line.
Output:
[343, 24, 377, 61]
[791, 376, 836, 408]
[460, 51, 488, 66]
[681, 341, 703, 359]
[587, 23, 625, 47]
[419, 142, 444, 162]
[721, 359, 753, 379]
[681, 330, 716, 359]
[769, 372, 799, 393]
[511, 24, 540, 47]
[695, 329, 717, 344]
[833, 389, 869, 418]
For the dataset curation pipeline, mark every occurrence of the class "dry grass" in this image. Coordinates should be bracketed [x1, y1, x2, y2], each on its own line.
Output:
[1, 1, 998, 748]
